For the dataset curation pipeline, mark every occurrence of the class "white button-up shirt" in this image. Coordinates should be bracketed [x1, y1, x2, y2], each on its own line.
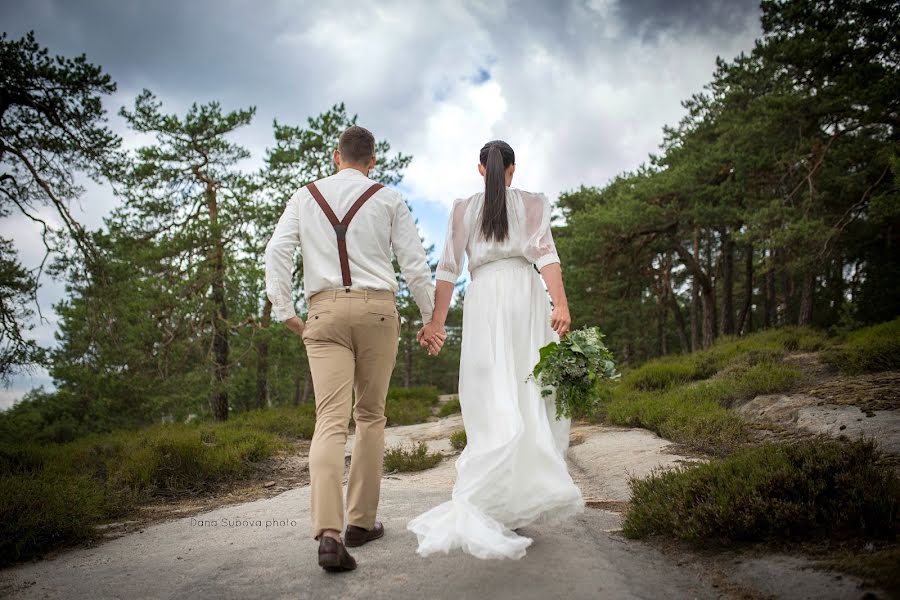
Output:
[264, 168, 435, 324]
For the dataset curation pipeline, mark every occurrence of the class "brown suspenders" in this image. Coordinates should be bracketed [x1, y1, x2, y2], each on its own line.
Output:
[306, 181, 384, 288]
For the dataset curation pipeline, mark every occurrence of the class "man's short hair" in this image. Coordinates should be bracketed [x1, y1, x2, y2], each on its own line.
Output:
[338, 126, 376, 165]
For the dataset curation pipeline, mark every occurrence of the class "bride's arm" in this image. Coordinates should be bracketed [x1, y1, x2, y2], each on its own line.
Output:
[419, 198, 468, 354]
[540, 263, 571, 337]
[428, 280, 454, 329]
[524, 191, 571, 337]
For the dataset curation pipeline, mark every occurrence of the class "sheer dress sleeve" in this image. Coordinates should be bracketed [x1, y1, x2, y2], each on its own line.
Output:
[435, 197, 469, 283]
[521, 191, 560, 270]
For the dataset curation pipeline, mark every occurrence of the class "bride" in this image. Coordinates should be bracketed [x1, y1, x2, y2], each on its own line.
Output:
[408, 140, 585, 560]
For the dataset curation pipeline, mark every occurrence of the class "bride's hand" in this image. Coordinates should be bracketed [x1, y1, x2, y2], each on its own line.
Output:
[550, 304, 571, 337]
[417, 322, 447, 356]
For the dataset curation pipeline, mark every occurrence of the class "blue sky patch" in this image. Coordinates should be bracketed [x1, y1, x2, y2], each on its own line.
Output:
[471, 67, 491, 84]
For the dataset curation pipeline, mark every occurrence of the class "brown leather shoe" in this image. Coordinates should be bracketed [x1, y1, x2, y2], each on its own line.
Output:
[343, 521, 384, 548]
[318, 536, 356, 572]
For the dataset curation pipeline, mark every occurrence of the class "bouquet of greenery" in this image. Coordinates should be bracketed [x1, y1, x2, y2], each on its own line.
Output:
[530, 326, 620, 420]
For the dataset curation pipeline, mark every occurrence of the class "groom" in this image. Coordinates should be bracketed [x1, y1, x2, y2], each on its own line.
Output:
[264, 125, 446, 572]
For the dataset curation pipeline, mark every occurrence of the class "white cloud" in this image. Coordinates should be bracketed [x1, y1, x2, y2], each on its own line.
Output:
[403, 79, 508, 204]
[271, 0, 761, 206]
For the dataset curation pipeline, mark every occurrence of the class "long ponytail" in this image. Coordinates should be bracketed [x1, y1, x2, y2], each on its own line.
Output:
[479, 140, 515, 242]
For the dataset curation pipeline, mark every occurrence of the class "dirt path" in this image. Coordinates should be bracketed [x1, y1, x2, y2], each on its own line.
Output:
[0, 416, 879, 599]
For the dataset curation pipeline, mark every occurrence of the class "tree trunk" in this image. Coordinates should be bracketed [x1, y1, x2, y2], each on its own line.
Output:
[667, 291, 689, 354]
[798, 269, 815, 326]
[657, 303, 667, 355]
[658, 255, 672, 356]
[255, 299, 272, 409]
[828, 254, 844, 318]
[698, 235, 722, 348]
[780, 251, 792, 325]
[763, 248, 775, 328]
[207, 185, 229, 421]
[720, 230, 735, 336]
[403, 324, 413, 388]
[301, 360, 313, 403]
[673, 240, 715, 349]
[690, 226, 700, 351]
[702, 293, 715, 349]
[293, 361, 303, 405]
[736, 242, 753, 335]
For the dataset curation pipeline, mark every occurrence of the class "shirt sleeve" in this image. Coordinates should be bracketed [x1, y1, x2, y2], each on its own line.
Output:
[390, 193, 436, 324]
[264, 193, 301, 322]
[522, 191, 560, 270]
[435, 198, 468, 283]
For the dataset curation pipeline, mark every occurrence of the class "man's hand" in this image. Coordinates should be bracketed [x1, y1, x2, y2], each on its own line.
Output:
[285, 315, 305, 338]
[417, 322, 447, 356]
[550, 304, 571, 337]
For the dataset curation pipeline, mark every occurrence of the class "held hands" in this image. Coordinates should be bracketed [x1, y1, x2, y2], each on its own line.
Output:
[550, 303, 571, 338]
[417, 322, 447, 356]
[285, 315, 306, 338]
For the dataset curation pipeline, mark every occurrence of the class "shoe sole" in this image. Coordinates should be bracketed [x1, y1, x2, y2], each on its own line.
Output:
[319, 552, 356, 572]
[343, 528, 385, 548]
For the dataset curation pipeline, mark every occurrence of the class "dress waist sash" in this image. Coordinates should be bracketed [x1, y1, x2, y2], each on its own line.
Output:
[470, 256, 533, 281]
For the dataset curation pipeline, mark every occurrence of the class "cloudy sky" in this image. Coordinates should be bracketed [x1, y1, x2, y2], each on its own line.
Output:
[0, 0, 762, 408]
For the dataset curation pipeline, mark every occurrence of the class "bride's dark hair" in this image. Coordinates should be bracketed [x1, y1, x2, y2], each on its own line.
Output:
[479, 140, 515, 242]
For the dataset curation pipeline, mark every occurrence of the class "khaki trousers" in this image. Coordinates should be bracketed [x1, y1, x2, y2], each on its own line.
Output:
[302, 288, 399, 539]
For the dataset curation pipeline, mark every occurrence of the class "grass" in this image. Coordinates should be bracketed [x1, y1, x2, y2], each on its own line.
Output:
[450, 429, 467, 450]
[0, 417, 290, 565]
[437, 397, 461, 417]
[601, 386, 750, 456]
[598, 336, 806, 456]
[383, 442, 442, 472]
[623, 437, 900, 544]
[621, 327, 825, 393]
[0, 472, 108, 566]
[229, 404, 316, 439]
[821, 317, 900, 374]
[384, 386, 440, 426]
[620, 358, 699, 391]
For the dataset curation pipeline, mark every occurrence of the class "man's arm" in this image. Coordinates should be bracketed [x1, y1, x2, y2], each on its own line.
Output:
[264, 193, 302, 322]
[390, 194, 435, 324]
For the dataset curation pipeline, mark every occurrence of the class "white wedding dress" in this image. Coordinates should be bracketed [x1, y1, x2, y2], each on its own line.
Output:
[406, 187, 584, 560]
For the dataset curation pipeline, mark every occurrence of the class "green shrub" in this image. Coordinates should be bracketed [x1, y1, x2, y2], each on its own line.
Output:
[229, 405, 316, 439]
[385, 386, 440, 426]
[383, 442, 442, 472]
[437, 397, 461, 417]
[623, 438, 900, 544]
[603, 385, 749, 456]
[384, 399, 432, 426]
[450, 429, 467, 450]
[724, 361, 803, 407]
[821, 318, 900, 374]
[0, 472, 107, 564]
[600, 363, 802, 456]
[600, 328, 812, 454]
[0, 442, 49, 475]
[386, 385, 442, 402]
[64, 424, 285, 494]
[622, 359, 698, 391]
[0, 422, 286, 565]
[618, 327, 824, 393]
